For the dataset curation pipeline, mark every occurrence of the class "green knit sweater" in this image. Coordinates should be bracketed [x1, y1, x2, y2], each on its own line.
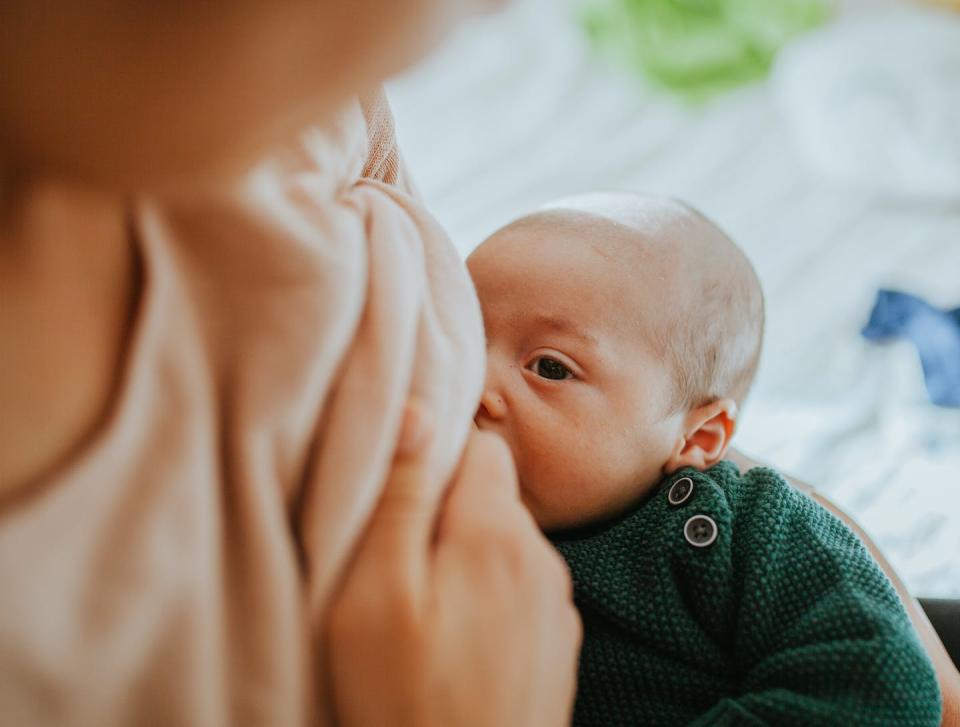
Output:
[551, 461, 941, 726]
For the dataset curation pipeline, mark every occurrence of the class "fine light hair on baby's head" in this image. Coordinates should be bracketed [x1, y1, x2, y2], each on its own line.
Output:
[516, 193, 765, 413]
[666, 204, 765, 412]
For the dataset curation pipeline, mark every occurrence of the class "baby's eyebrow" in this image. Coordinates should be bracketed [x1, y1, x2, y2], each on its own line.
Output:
[530, 314, 600, 348]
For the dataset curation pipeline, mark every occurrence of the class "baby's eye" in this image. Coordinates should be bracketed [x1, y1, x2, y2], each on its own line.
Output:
[531, 357, 573, 381]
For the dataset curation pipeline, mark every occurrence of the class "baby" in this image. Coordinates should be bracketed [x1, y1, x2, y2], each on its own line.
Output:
[467, 193, 941, 725]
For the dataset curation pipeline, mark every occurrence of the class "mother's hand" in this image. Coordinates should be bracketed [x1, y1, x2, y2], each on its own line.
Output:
[328, 401, 581, 727]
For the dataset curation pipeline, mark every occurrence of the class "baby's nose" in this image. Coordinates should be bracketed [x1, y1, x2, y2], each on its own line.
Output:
[476, 389, 507, 422]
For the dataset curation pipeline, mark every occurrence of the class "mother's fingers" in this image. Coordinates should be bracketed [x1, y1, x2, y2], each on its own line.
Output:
[348, 399, 439, 588]
[330, 409, 583, 727]
[436, 430, 517, 541]
[445, 430, 520, 512]
[438, 430, 575, 597]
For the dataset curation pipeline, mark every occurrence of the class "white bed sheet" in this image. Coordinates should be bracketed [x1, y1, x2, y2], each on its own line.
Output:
[387, 0, 960, 597]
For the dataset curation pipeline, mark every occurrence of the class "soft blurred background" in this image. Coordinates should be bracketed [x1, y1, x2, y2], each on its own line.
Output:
[386, 0, 960, 597]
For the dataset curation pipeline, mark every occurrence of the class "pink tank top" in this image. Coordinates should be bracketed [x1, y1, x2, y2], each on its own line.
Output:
[0, 92, 484, 726]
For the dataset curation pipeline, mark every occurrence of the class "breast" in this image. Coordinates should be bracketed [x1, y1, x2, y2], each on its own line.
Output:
[0, 94, 485, 727]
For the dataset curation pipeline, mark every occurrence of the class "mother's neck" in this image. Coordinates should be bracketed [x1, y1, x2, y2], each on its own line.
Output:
[1, 172, 125, 241]
[0, 173, 136, 499]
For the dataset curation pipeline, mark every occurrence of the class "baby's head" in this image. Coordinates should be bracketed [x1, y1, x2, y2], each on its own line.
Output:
[468, 193, 763, 531]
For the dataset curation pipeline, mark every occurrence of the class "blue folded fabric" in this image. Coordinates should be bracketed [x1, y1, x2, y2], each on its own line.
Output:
[862, 289, 960, 408]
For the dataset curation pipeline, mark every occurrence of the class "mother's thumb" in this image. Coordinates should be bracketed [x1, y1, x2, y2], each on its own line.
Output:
[352, 398, 436, 574]
[396, 398, 432, 459]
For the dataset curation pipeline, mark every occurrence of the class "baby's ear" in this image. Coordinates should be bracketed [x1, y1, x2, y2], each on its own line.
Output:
[663, 399, 738, 474]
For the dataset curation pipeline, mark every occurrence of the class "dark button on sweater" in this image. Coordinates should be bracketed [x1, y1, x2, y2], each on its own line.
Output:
[667, 476, 694, 506]
[683, 514, 718, 548]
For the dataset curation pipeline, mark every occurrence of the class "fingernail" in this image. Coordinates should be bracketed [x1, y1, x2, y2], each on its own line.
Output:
[397, 399, 432, 456]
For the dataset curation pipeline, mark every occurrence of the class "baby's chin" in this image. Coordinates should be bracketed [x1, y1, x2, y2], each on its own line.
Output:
[520, 469, 664, 534]
[517, 488, 553, 530]
[518, 478, 601, 533]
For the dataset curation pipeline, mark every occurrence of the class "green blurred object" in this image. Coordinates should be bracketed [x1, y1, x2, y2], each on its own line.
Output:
[579, 0, 831, 99]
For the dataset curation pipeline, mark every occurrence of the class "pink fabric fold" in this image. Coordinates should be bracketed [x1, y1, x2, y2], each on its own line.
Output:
[0, 92, 485, 726]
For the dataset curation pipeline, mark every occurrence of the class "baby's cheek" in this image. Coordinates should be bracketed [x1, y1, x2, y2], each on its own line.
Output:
[520, 430, 630, 529]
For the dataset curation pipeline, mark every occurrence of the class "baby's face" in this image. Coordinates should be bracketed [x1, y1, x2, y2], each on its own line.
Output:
[467, 212, 687, 531]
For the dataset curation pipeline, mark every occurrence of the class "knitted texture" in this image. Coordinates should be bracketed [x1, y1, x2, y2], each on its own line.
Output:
[551, 461, 942, 726]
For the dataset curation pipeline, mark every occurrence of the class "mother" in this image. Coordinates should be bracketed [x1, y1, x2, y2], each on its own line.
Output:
[0, 0, 955, 725]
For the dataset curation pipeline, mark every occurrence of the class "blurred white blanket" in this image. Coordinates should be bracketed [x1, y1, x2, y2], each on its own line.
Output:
[388, 0, 960, 596]
[773, 8, 960, 199]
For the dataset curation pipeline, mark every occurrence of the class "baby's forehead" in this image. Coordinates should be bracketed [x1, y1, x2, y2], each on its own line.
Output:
[469, 196, 752, 331]
[474, 195, 739, 278]
[469, 212, 688, 348]
[471, 207, 690, 291]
